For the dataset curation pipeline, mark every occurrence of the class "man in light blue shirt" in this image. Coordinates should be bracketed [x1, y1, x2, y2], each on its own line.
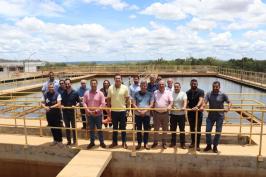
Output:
[132, 80, 153, 150]
[42, 71, 59, 94]
[77, 79, 89, 129]
[129, 75, 140, 99]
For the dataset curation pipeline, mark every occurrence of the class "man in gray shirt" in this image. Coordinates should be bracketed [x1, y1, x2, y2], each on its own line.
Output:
[201, 81, 232, 153]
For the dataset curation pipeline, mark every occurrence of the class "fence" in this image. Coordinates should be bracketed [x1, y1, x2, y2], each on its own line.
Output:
[0, 92, 265, 161]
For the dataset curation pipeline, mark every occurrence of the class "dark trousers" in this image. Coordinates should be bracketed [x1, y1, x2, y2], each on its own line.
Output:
[170, 114, 186, 145]
[89, 115, 104, 144]
[80, 107, 87, 128]
[135, 115, 150, 145]
[111, 111, 127, 143]
[63, 110, 76, 143]
[206, 117, 224, 146]
[46, 109, 63, 142]
[188, 111, 203, 146]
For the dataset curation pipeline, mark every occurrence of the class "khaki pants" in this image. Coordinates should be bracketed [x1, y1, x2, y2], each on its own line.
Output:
[153, 111, 169, 144]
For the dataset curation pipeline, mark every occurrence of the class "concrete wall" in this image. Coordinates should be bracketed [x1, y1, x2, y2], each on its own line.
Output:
[0, 143, 79, 177]
[102, 152, 266, 177]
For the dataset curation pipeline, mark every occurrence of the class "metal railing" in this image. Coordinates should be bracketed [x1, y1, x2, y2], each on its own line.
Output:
[0, 99, 265, 160]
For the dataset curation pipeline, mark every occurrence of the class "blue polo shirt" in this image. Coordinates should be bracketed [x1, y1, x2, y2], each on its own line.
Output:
[205, 91, 230, 118]
[134, 91, 153, 116]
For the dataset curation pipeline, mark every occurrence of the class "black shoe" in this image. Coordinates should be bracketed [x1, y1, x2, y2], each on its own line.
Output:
[144, 144, 150, 150]
[196, 146, 201, 151]
[151, 142, 158, 148]
[204, 145, 212, 152]
[81, 127, 86, 129]
[169, 143, 176, 147]
[66, 141, 71, 146]
[189, 143, 195, 148]
[109, 142, 118, 148]
[100, 143, 106, 148]
[136, 144, 141, 150]
[87, 143, 95, 149]
[122, 142, 128, 149]
[162, 144, 167, 149]
[180, 144, 186, 149]
[213, 146, 218, 153]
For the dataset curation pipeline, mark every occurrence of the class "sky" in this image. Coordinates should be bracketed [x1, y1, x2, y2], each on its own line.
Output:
[1, 0, 266, 62]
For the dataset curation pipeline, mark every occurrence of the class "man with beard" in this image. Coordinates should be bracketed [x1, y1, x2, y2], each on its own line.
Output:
[61, 79, 80, 146]
[186, 79, 204, 151]
[202, 81, 232, 153]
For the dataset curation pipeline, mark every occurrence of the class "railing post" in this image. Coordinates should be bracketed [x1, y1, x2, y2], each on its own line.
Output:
[249, 105, 254, 145]
[74, 107, 79, 147]
[23, 114, 28, 148]
[131, 108, 136, 157]
[257, 111, 264, 162]
[194, 110, 198, 152]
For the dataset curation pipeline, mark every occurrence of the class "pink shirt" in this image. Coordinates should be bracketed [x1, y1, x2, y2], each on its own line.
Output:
[152, 89, 173, 112]
[83, 90, 105, 116]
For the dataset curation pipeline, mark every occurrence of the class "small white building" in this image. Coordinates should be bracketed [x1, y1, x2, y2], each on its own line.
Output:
[0, 60, 46, 77]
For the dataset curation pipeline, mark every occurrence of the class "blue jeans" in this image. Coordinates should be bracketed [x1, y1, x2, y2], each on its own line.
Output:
[135, 115, 150, 145]
[89, 115, 104, 144]
[206, 116, 224, 146]
[111, 111, 127, 143]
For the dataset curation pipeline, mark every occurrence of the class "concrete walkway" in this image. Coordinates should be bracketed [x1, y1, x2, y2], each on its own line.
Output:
[56, 150, 112, 177]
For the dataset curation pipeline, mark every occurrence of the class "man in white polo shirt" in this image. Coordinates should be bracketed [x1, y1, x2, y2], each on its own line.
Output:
[170, 82, 187, 149]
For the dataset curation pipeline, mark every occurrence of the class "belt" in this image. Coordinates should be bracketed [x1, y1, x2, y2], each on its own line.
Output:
[154, 111, 168, 114]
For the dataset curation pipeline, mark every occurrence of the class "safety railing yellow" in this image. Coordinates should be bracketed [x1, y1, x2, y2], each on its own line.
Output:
[0, 103, 265, 160]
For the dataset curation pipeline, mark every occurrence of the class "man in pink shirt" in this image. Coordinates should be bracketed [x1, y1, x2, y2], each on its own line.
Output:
[151, 80, 173, 149]
[83, 79, 106, 149]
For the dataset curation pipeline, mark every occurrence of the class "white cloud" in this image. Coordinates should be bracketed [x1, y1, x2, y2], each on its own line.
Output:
[0, 0, 65, 19]
[187, 18, 216, 31]
[141, 2, 187, 20]
[141, 0, 266, 31]
[0, 16, 265, 61]
[82, 0, 138, 11]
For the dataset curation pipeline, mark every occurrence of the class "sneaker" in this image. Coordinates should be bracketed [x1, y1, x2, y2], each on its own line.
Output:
[122, 142, 128, 149]
[204, 145, 212, 152]
[136, 144, 141, 150]
[100, 143, 106, 148]
[87, 143, 95, 149]
[109, 142, 118, 148]
[144, 144, 150, 150]
[213, 146, 218, 153]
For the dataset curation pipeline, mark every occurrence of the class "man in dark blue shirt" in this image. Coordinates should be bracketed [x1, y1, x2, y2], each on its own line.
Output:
[186, 79, 204, 151]
[41, 83, 63, 147]
[61, 79, 80, 146]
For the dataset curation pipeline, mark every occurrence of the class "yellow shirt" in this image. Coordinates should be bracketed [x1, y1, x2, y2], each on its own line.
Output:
[107, 84, 129, 112]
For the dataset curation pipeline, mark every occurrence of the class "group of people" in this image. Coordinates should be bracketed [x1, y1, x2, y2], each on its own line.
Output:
[41, 72, 232, 153]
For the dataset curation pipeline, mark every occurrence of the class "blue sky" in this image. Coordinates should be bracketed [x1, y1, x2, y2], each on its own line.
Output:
[0, 0, 266, 62]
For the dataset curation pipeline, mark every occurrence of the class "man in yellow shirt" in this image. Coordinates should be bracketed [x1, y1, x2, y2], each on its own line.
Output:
[107, 74, 130, 149]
